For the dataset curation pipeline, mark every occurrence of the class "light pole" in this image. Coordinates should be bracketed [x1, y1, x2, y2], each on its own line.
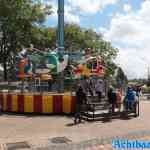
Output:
[58, 0, 65, 93]
[58, 0, 64, 53]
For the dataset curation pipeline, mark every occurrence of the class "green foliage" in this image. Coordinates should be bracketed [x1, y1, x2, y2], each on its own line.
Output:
[143, 86, 150, 93]
[116, 67, 128, 82]
[0, 0, 50, 80]
[63, 23, 118, 60]
[147, 78, 150, 87]
[0, 1, 119, 80]
[31, 27, 56, 49]
[64, 24, 85, 51]
[105, 61, 118, 77]
[129, 78, 147, 85]
[30, 24, 118, 78]
[115, 67, 128, 88]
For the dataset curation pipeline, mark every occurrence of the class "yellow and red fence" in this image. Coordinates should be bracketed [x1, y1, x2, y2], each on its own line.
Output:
[0, 93, 76, 114]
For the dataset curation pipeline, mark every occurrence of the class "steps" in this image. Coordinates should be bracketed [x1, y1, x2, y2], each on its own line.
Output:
[82, 96, 110, 120]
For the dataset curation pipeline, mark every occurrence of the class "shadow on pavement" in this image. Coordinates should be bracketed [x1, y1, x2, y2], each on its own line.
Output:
[0, 112, 75, 118]
[66, 112, 137, 126]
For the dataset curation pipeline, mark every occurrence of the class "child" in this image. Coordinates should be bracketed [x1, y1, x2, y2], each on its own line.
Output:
[116, 89, 122, 112]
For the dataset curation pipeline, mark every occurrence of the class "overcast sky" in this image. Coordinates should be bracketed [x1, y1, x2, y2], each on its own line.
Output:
[42, 0, 150, 79]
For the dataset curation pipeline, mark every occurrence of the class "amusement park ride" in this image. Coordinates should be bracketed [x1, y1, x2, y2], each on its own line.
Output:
[0, 0, 111, 116]
[17, 48, 105, 77]
[17, 0, 106, 92]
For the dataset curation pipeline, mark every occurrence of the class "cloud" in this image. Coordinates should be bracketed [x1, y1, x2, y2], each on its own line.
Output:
[65, 0, 118, 23]
[99, 27, 108, 34]
[65, 5, 80, 24]
[68, 0, 118, 14]
[123, 4, 132, 13]
[44, 0, 118, 24]
[103, 0, 150, 79]
[115, 48, 149, 79]
[45, 0, 80, 24]
[65, 12, 80, 24]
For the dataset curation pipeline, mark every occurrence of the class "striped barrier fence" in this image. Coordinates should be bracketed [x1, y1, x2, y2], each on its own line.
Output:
[0, 93, 76, 114]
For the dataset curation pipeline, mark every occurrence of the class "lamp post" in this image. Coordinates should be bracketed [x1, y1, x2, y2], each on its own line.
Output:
[58, 0, 64, 53]
[57, 0, 65, 93]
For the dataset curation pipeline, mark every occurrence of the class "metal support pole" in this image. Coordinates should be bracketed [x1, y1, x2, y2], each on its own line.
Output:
[58, 0, 64, 53]
[57, 0, 65, 93]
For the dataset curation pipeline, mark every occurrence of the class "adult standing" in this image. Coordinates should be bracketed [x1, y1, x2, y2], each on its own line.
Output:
[80, 76, 89, 94]
[95, 79, 103, 101]
[107, 86, 117, 113]
[124, 87, 136, 110]
[80, 76, 94, 96]
[87, 76, 94, 96]
[74, 85, 87, 124]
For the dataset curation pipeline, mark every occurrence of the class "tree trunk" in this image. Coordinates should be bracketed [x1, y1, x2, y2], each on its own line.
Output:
[3, 60, 7, 81]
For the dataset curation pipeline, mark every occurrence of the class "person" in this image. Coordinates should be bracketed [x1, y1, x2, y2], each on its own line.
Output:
[107, 86, 117, 113]
[74, 85, 87, 124]
[95, 79, 103, 101]
[124, 87, 136, 111]
[116, 88, 122, 112]
[80, 76, 88, 94]
[48, 79, 52, 91]
[80, 76, 93, 96]
[135, 86, 141, 99]
[87, 77, 94, 96]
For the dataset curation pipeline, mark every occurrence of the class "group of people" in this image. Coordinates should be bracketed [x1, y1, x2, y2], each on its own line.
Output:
[80, 77, 104, 101]
[74, 80, 141, 123]
[74, 78, 105, 124]
[108, 86, 140, 113]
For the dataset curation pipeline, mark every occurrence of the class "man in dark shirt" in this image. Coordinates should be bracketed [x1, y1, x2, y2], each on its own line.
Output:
[108, 87, 117, 113]
[74, 85, 87, 124]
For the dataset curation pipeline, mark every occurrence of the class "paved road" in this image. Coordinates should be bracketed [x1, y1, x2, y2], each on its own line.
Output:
[0, 101, 150, 149]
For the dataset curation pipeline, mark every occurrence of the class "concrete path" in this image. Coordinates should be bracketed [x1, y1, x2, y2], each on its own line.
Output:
[0, 100, 149, 149]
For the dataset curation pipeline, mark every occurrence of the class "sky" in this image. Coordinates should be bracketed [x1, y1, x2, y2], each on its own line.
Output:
[42, 0, 150, 79]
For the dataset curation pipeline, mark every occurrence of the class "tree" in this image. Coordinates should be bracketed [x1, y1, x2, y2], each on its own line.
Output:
[63, 24, 118, 61]
[115, 67, 128, 88]
[64, 24, 85, 51]
[105, 61, 118, 77]
[31, 27, 56, 50]
[0, 0, 51, 80]
[30, 23, 118, 67]
[32, 23, 118, 78]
